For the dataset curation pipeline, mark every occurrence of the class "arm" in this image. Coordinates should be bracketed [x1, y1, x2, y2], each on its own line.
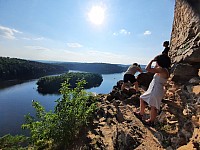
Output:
[145, 60, 153, 71]
[145, 60, 162, 73]
[137, 67, 143, 73]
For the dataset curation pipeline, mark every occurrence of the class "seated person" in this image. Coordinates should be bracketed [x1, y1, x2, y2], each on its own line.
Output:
[162, 41, 170, 56]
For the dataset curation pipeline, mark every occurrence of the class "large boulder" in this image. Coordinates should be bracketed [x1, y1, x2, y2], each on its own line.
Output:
[171, 63, 198, 82]
[136, 72, 154, 90]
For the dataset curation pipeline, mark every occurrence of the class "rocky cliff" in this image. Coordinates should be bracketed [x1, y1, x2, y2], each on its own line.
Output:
[68, 0, 200, 149]
[170, 0, 200, 82]
[69, 76, 199, 150]
[167, 0, 200, 149]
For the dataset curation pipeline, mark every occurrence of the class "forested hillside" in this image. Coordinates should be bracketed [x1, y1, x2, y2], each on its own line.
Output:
[0, 57, 68, 80]
[56, 62, 127, 74]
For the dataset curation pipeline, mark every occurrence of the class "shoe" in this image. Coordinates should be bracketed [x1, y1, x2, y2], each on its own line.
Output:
[134, 112, 143, 121]
[142, 120, 155, 127]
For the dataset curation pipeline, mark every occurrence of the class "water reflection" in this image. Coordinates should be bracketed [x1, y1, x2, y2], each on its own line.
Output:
[0, 80, 30, 90]
[0, 79, 60, 136]
[0, 72, 124, 137]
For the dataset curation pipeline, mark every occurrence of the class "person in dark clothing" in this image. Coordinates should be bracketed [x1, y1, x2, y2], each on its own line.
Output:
[162, 41, 170, 56]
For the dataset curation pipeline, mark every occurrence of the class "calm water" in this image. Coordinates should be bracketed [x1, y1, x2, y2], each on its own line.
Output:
[0, 72, 124, 136]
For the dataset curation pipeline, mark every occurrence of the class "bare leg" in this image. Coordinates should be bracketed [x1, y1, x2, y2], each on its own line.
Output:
[148, 106, 157, 122]
[134, 81, 139, 92]
[139, 98, 146, 115]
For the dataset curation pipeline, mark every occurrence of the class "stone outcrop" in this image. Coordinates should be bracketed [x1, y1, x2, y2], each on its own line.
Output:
[69, 72, 199, 150]
[171, 63, 198, 82]
[69, 1, 200, 149]
[170, 0, 200, 82]
[161, 79, 200, 149]
[170, 0, 200, 64]
[83, 80, 164, 150]
[169, 0, 200, 149]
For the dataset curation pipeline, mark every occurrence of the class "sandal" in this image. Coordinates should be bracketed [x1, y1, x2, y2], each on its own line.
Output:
[134, 112, 143, 121]
[142, 120, 155, 127]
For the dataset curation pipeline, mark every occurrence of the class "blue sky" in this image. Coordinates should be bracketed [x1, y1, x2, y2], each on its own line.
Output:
[0, 0, 175, 65]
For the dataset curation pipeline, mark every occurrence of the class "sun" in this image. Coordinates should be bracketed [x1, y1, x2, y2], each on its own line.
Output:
[88, 6, 105, 25]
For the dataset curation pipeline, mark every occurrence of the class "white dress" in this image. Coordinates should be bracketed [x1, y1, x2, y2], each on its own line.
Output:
[140, 73, 167, 110]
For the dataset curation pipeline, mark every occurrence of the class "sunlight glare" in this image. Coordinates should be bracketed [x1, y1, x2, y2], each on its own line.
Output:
[88, 6, 105, 25]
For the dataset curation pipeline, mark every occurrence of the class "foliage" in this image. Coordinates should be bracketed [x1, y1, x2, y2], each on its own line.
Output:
[22, 80, 97, 149]
[0, 134, 28, 149]
[0, 56, 68, 80]
[37, 72, 103, 94]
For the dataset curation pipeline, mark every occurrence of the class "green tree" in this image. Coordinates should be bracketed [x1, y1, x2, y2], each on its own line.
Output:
[0, 56, 67, 80]
[37, 72, 103, 94]
[22, 80, 97, 149]
[0, 134, 28, 149]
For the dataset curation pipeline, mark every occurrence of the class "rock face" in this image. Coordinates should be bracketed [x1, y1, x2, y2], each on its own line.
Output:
[169, 0, 200, 149]
[170, 0, 200, 82]
[171, 63, 198, 82]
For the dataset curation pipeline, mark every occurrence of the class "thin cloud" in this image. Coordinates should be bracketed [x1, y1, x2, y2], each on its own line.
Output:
[22, 37, 45, 41]
[67, 42, 83, 48]
[0, 25, 22, 39]
[113, 29, 131, 36]
[87, 50, 115, 56]
[5, 44, 149, 64]
[22, 37, 31, 40]
[143, 30, 152, 35]
[33, 37, 45, 41]
[25, 46, 50, 51]
[86, 50, 128, 61]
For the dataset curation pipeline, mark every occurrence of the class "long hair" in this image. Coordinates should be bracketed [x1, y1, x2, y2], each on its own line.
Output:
[154, 54, 171, 69]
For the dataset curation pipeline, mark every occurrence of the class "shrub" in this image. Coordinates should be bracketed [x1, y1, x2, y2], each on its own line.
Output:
[0, 134, 28, 149]
[22, 80, 97, 149]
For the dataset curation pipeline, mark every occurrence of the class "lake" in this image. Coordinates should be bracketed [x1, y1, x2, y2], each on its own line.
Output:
[0, 72, 125, 137]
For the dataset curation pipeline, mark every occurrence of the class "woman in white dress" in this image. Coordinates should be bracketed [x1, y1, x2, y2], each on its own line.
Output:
[134, 54, 171, 126]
